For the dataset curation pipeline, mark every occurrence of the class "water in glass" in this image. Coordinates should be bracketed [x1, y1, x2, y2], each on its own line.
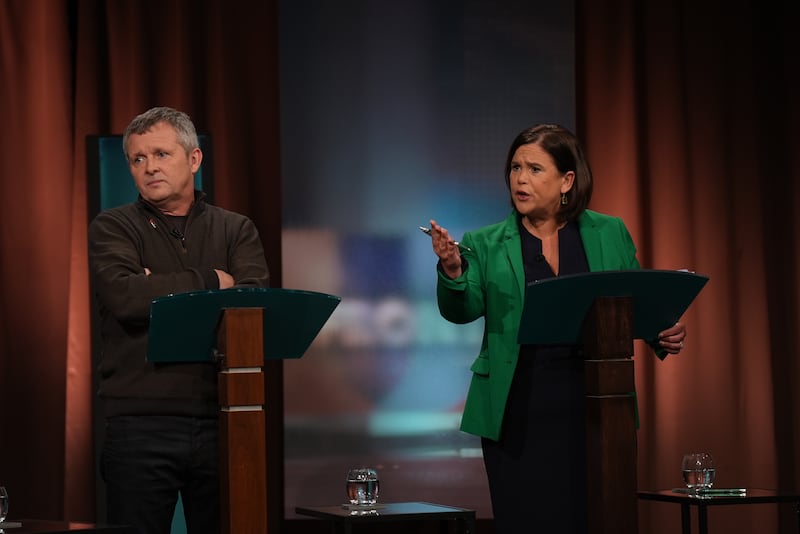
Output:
[681, 452, 716, 489]
[346, 468, 379, 505]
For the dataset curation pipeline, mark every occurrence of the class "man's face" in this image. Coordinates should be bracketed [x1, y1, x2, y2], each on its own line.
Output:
[126, 121, 201, 214]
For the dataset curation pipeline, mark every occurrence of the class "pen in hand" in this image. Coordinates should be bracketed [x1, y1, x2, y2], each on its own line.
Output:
[418, 226, 472, 252]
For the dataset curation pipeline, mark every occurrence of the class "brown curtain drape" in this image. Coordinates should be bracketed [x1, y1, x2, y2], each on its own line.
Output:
[0, 0, 282, 524]
[578, 1, 799, 533]
[1, 1, 797, 533]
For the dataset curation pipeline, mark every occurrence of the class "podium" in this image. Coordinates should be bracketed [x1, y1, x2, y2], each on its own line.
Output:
[146, 287, 341, 534]
[518, 270, 708, 534]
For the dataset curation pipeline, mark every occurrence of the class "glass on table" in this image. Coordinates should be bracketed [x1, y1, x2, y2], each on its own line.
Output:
[681, 452, 716, 491]
[346, 468, 379, 506]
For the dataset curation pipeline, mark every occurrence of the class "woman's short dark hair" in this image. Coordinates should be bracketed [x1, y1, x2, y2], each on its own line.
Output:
[503, 124, 593, 223]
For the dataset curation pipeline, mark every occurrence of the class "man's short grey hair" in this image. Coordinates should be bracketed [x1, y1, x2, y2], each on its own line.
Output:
[122, 106, 199, 156]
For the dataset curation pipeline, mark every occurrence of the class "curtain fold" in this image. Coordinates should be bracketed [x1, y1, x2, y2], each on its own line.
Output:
[0, 0, 76, 520]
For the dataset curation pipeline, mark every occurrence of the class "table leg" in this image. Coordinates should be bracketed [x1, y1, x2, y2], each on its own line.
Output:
[680, 503, 691, 534]
[697, 504, 708, 534]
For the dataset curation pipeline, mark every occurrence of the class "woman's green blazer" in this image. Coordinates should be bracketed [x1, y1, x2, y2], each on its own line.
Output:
[437, 209, 640, 441]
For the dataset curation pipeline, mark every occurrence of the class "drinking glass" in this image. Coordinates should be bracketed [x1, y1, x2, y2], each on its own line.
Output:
[346, 468, 379, 506]
[0, 486, 8, 523]
[681, 452, 716, 490]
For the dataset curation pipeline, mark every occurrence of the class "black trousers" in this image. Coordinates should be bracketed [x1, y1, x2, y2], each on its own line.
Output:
[481, 347, 587, 534]
[102, 415, 220, 534]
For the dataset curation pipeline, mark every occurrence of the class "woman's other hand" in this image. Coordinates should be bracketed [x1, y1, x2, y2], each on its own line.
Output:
[658, 321, 687, 354]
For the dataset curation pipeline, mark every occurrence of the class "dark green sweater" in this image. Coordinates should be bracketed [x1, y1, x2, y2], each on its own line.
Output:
[88, 192, 269, 417]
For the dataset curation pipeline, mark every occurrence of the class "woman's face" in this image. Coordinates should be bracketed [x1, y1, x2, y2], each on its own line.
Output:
[509, 142, 574, 221]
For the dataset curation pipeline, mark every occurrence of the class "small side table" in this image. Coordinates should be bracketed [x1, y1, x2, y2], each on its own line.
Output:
[295, 501, 476, 534]
[638, 488, 800, 534]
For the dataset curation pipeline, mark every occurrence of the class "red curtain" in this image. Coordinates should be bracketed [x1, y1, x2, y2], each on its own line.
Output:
[0, 0, 282, 523]
[1, 1, 797, 533]
[578, 1, 799, 532]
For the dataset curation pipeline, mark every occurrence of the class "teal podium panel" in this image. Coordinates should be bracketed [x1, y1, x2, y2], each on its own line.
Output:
[146, 287, 341, 362]
[518, 269, 709, 345]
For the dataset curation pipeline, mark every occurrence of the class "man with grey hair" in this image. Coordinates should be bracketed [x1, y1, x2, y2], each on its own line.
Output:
[89, 106, 269, 534]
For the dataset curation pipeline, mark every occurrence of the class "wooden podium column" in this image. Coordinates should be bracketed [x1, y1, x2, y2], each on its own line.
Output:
[582, 297, 638, 534]
[217, 308, 268, 534]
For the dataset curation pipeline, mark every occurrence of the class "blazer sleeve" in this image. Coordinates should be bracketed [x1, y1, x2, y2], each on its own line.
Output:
[436, 234, 486, 325]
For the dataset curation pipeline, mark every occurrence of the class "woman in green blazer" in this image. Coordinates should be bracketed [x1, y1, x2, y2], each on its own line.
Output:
[429, 124, 686, 533]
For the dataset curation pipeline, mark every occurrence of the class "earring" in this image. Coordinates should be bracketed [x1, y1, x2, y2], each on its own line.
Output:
[561, 193, 568, 205]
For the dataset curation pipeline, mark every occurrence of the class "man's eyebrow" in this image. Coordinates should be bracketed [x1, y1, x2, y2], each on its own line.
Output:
[130, 147, 171, 157]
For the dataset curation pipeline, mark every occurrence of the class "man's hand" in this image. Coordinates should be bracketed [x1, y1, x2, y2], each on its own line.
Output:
[215, 269, 235, 289]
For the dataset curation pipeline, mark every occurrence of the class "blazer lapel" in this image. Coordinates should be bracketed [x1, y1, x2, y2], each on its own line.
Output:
[502, 213, 525, 301]
[578, 211, 605, 271]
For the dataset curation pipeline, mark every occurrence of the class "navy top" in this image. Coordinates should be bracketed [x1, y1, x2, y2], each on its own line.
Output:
[519, 216, 590, 284]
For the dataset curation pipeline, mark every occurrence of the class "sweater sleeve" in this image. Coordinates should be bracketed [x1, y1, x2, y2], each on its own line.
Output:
[225, 215, 270, 288]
